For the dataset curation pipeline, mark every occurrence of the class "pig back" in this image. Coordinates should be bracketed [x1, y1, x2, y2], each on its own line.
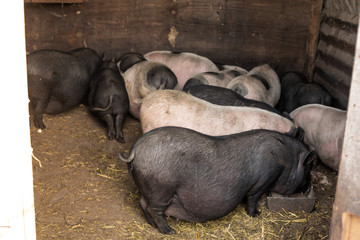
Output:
[144, 51, 219, 89]
[226, 75, 268, 103]
[140, 90, 295, 136]
[121, 61, 179, 119]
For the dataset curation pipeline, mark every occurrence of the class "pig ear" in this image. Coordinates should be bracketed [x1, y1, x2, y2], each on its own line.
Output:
[117, 53, 146, 72]
[300, 151, 317, 168]
[304, 151, 317, 165]
[101, 52, 107, 61]
[295, 127, 305, 142]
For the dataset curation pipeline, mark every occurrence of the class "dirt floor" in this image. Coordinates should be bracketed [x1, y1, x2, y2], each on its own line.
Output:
[30, 105, 338, 239]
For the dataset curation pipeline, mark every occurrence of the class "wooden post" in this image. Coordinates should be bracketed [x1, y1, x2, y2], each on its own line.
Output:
[305, 0, 323, 82]
[0, 1, 36, 240]
[330, 17, 360, 240]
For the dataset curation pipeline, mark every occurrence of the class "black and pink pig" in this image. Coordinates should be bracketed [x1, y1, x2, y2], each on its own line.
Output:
[116, 52, 179, 119]
[226, 64, 281, 107]
[144, 50, 219, 89]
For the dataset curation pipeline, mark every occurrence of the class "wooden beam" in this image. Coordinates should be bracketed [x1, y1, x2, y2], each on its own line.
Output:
[304, 0, 323, 81]
[330, 17, 360, 240]
[0, 1, 36, 239]
[24, 0, 318, 73]
[24, 0, 85, 3]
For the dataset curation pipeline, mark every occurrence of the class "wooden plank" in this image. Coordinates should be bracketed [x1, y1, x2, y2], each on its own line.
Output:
[24, 0, 317, 73]
[304, 0, 323, 81]
[330, 17, 360, 240]
[342, 213, 360, 240]
[0, 1, 36, 240]
[25, 0, 85, 3]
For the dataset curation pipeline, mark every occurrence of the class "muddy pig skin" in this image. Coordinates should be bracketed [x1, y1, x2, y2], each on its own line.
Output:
[226, 64, 281, 107]
[119, 127, 315, 234]
[144, 50, 219, 89]
[183, 84, 284, 116]
[290, 104, 346, 171]
[140, 90, 297, 136]
[183, 68, 247, 90]
[88, 60, 129, 143]
[116, 52, 179, 119]
[276, 72, 332, 113]
[27, 48, 101, 129]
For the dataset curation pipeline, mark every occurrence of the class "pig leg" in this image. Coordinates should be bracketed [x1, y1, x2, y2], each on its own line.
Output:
[139, 196, 157, 227]
[103, 114, 115, 140]
[115, 113, 126, 143]
[28, 76, 52, 129]
[31, 97, 51, 129]
[245, 191, 263, 217]
[246, 177, 278, 217]
[145, 203, 175, 234]
[139, 191, 176, 234]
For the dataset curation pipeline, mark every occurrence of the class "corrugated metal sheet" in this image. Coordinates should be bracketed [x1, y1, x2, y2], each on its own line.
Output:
[324, 0, 360, 15]
[313, 7, 358, 109]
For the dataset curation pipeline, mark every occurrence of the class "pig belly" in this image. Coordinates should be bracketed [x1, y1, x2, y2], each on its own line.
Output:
[128, 102, 140, 119]
[125, 80, 141, 119]
[45, 100, 68, 114]
[315, 141, 341, 171]
[164, 191, 240, 223]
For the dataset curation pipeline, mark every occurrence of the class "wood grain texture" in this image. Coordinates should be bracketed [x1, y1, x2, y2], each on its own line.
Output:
[24, 0, 317, 73]
[24, 0, 85, 3]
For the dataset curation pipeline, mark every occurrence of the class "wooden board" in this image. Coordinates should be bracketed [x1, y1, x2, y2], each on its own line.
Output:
[342, 213, 360, 240]
[24, 0, 85, 3]
[329, 16, 360, 240]
[0, 1, 36, 240]
[24, 0, 319, 73]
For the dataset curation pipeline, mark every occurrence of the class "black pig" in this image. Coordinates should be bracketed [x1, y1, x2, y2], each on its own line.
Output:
[88, 60, 129, 143]
[276, 71, 332, 113]
[119, 127, 315, 234]
[27, 48, 101, 129]
[183, 84, 285, 117]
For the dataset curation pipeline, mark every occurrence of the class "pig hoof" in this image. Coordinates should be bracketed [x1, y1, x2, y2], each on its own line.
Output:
[34, 120, 46, 129]
[107, 133, 115, 140]
[116, 135, 125, 143]
[247, 209, 261, 217]
[158, 225, 176, 235]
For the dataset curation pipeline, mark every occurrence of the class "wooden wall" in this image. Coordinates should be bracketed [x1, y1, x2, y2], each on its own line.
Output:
[24, 0, 321, 75]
